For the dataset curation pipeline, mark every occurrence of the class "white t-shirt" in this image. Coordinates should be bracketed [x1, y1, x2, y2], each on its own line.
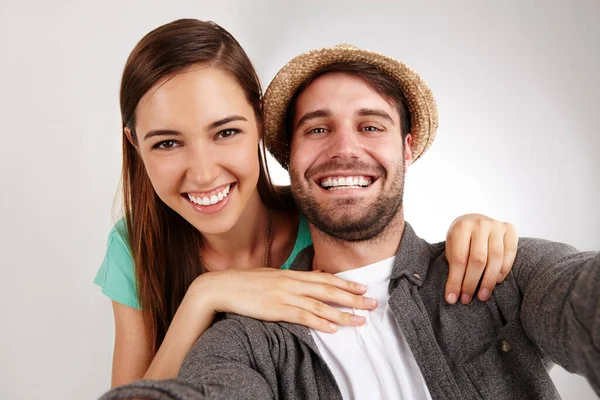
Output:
[311, 257, 433, 400]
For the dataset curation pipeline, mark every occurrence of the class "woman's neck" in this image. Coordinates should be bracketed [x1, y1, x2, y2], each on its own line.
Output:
[199, 190, 270, 270]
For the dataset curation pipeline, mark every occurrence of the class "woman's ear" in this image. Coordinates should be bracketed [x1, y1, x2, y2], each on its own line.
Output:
[124, 127, 137, 148]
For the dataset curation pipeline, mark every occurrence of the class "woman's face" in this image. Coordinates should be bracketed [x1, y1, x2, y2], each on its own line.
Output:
[131, 66, 261, 235]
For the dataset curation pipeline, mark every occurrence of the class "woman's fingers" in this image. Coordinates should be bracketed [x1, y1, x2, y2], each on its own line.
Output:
[285, 297, 366, 330]
[215, 269, 377, 332]
[500, 223, 518, 282]
[288, 280, 377, 310]
[285, 269, 367, 295]
[459, 223, 491, 304]
[444, 219, 518, 305]
[281, 306, 340, 333]
[445, 225, 471, 304]
[267, 271, 375, 331]
[475, 228, 504, 301]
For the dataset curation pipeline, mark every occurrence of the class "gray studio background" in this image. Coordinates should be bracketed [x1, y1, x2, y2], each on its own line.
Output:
[0, 1, 598, 399]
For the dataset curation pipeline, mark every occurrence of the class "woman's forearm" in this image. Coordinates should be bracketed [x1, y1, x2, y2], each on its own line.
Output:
[143, 277, 217, 380]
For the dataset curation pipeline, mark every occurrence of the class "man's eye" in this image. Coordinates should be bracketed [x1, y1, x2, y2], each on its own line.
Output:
[362, 126, 381, 132]
[153, 140, 179, 150]
[308, 127, 327, 134]
[216, 129, 241, 139]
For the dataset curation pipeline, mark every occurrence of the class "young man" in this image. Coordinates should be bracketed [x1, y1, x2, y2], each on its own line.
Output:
[102, 45, 600, 400]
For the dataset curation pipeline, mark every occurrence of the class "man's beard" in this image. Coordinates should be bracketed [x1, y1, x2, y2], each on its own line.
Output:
[291, 159, 405, 242]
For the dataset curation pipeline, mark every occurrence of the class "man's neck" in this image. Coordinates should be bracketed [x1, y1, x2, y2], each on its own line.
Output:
[310, 211, 405, 274]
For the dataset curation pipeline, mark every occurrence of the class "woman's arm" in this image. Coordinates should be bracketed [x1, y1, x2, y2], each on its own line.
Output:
[111, 302, 153, 388]
[110, 290, 217, 386]
[111, 268, 374, 385]
[110, 287, 220, 386]
[141, 280, 220, 381]
[110, 214, 520, 385]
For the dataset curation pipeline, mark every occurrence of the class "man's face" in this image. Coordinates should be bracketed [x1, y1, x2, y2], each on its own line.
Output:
[289, 72, 412, 241]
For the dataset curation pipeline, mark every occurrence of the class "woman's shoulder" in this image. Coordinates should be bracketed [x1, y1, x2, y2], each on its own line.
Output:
[296, 214, 312, 247]
[93, 218, 141, 309]
[279, 213, 313, 270]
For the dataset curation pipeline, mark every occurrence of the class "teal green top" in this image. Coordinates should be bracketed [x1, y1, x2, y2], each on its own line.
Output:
[94, 215, 313, 310]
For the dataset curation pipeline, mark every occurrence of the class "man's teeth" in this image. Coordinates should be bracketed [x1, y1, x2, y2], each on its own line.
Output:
[188, 184, 231, 206]
[320, 176, 372, 190]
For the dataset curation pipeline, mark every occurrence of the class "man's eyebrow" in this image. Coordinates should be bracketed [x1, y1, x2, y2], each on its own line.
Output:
[143, 129, 182, 141]
[207, 115, 248, 130]
[295, 109, 331, 129]
[357, 108, 394, 123]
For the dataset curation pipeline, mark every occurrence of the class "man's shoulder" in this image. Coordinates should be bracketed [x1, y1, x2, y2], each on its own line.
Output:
[515, 237, 578, 257]
[509, 237, 600, 287]
[511, 237, 580, 272]
[184, 314, 282, 365]
[212, 313, 275, 335]
[424, 236, 582, 270]
[210, 313, 308, 343]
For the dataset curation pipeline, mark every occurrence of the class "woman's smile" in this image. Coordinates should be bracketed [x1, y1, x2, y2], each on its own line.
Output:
[183, 182, 236, 214]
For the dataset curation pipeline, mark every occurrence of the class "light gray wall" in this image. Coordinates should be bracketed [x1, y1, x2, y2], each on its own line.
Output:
[0, 1, 597, 399]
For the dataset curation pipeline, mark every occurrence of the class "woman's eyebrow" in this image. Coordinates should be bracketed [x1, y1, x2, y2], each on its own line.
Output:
[144, 129, 181, 141]
[142, 115, 249, 141]
[207, 115, 248, 130]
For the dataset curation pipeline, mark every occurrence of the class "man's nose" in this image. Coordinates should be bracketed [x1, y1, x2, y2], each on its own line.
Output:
[325, 125, 362, 160]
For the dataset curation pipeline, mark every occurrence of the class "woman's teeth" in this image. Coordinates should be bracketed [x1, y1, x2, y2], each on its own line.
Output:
[187, 184, 231, 206]
[320, 176, 372, 190]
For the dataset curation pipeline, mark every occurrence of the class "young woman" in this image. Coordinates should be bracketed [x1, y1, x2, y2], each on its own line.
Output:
[95, 19, 518, 387]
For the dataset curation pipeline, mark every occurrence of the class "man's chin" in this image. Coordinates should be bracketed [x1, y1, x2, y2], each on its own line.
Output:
[316, 223, 383, 242]
[308, 213, 386, 241]
[314, 207, 370, 224]
[317, 195, 370, 207]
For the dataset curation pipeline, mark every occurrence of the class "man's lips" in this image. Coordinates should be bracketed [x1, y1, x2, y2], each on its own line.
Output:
[315, 174, 377, 190]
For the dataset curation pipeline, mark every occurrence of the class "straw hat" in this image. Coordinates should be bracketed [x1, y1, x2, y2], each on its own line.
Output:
[263, 44, 438, 169]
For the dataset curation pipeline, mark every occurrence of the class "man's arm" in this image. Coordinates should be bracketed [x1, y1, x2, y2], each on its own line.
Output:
[513, 239, 600, 393]
[178, 317, 275, 398]
[99, 318, 274, 400]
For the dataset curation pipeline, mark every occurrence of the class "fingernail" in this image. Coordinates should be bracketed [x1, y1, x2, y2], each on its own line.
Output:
[497, 273, 503, 283]
[460, 294, 471, 304]
[447, 293, 457, 304]
[365, 298, 378, 307]
[356, 283, 367, 292]
[350, 315, 365, 325]
[479, 288, 490, 301]
[328, 323, 338, 332]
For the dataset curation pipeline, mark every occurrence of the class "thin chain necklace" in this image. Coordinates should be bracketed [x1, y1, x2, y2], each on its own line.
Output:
[196, 209, 272, 272]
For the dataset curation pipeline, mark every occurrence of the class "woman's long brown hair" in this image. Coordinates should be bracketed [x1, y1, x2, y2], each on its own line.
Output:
[120, 19, 289, 351]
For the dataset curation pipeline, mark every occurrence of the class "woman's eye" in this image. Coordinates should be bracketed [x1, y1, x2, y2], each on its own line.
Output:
[153, 140, 179, 150]
[308, 127, 327, 134]
[217, 129, 241, 139]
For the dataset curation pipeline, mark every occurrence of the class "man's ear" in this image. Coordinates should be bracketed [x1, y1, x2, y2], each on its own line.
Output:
[124, 127, 137, 148]
[404, 133, 413, 170]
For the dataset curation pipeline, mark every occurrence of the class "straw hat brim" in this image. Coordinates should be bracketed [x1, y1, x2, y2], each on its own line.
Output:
[263, 44, 438, 170]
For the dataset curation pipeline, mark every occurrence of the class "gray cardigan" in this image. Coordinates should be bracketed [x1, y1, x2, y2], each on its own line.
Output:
[101, 223, 600, 400]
